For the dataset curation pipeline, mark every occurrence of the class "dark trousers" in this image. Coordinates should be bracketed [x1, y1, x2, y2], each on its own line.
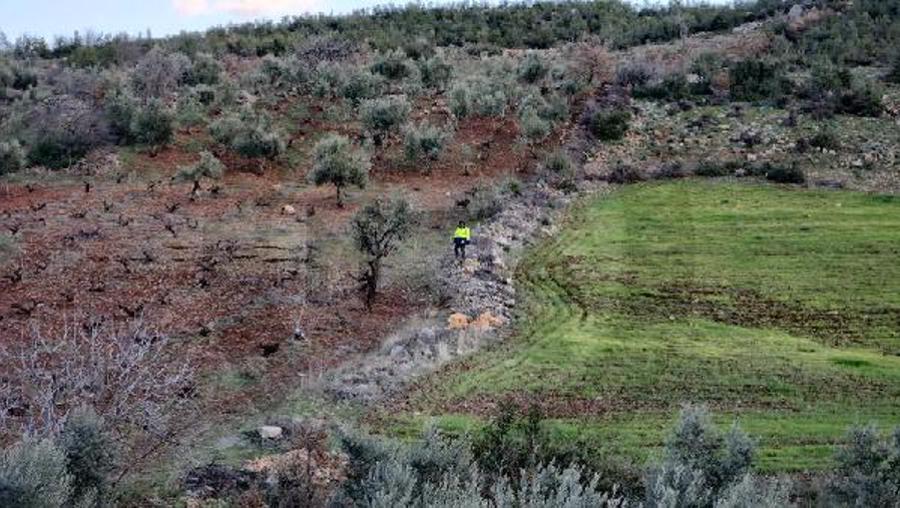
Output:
[454, 238, 468, 259]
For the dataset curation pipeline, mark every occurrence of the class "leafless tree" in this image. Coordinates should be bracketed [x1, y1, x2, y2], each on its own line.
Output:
[0, 318, 194, 465]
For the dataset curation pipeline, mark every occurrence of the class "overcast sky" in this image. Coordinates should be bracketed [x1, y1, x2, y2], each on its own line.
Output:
[1, 0, 735, 42]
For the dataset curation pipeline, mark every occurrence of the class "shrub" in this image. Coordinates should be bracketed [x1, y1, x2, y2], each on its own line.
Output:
[468, 186, 504, 221]
[518, 108, 551, 145]
[177, 151, 225, 195]
[403, 122, 449, 163]
[763, 164, 806, 184]
[729, 58, 789, 102]
[616, 62, 654, 87]
[130, 99, 175, 149]
[835, 81, 883, 117]
[644, 405, 757, 507]
[543, 150, 572, 174]
[370, 50, 412, 80]
[829, 425, 900, 507]
[25, 95, 112, 169]
[132, 46, 190, 98]
[402, 38, 435, 61]
[449, 77, 509, 119]
[359, 96, 411, 146]
[418, 56, 452, 90]
[633, 73, 692, 101]
[308, 134, 369, 207]
[105, 89, 138, 142]
[695, 159, 740, 177]
[584, 107, 631, 142]
[182, 53, 221, 86]
[518, 53, 548, 84]
[808, 129, 839, 150]
[606, 164, 644, 184]
[58, 407, 115, 505]
[0, 438, 72, 508]
[0, 139, 26, 175]
[175, 93, 207, 128]
[888, 52, 900, 84]
[341, 70, 384, 106]
[210, 109, 285, 160]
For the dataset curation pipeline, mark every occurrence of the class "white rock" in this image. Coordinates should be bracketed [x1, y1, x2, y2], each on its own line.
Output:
[281, 205, 296, 215]
[258, 426, 283, 439]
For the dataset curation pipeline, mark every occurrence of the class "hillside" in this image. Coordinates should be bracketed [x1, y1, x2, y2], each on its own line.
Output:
[1, 0, 899, 506]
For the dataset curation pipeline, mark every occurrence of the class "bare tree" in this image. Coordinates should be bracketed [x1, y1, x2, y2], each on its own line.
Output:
[0, 318, 194, 469]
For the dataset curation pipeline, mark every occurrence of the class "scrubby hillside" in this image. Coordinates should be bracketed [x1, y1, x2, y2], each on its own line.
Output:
[1, 0, 899, 505]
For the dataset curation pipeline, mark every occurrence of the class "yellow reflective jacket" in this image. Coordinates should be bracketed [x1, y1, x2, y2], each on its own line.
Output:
[454, 227, 471, 240]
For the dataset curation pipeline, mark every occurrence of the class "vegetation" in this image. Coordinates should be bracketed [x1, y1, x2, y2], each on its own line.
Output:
[0, 139, 26, 175]
[403, 122, 449, 165]
[360, 96, 411, 146]
[209, 108, 285, 160]
[176, 150, 225, 196]
[352, 198, 413, 309]
[396, 182, 900, 471]
[308, 134, 370, 207]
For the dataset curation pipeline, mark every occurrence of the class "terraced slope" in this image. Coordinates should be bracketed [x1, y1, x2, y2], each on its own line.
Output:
[391, 180, 900, 472]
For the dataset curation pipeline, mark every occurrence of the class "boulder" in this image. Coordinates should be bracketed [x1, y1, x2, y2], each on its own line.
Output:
[447, 313, 470, 330]
[471, 311, 506, 331]
[258, 426, 283, 440]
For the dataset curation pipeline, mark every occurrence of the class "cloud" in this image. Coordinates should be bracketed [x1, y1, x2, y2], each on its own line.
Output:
[173, 0, 210, 16]
[173, 0, 321, 17]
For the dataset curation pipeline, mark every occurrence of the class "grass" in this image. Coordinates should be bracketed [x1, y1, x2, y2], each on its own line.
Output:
[388, 180, 900, 472]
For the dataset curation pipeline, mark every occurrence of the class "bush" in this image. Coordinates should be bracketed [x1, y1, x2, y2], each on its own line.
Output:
[26, 95, 112, 169]
[177, 151, 224, 195]
[182, 53, 221, 86]
[518, 108, 551, 145]
[418, 56, 452, 90]
[402, 38, 435, 61]
[403, 122, 449, 163]
[584, 107, 631, 141]
[835, 81, 884, 117]
[449, 77, 509, 119]
[616, 62, 654, 88]
[763, 164, 806, 184]
[359, 96, 411, 146]
[59, 407, 115, 505]
[130, 99, 174, 148]
[729, 58, 789, 102]
[0, 439, 72, 508]
[468, 186, 504, 221]
[543, 150, 572, 174]
[0, 139, 26, 175]
[829, 425, 900, 507]
[888, 52, 900, 84]
[633, 73, 691, 101]
[606, 164, 644, 184]
[518, 53, 548, 84]
[644, 405, 757, 507]
[695, 159, 740, 177]
[808, 129, 839, 150]
[341, 70, 384, 106]
[175, 93, 207, 128]
[210, 109, 285, 160]
[370, 50, 412, 80]
[132, 46, 190, 98]
[308, 134, 369, 206]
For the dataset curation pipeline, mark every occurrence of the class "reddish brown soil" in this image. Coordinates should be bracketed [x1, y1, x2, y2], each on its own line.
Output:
[0, 113, 551, 419]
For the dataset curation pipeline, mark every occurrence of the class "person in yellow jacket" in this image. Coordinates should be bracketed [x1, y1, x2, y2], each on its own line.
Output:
[453, 221, 471, 259]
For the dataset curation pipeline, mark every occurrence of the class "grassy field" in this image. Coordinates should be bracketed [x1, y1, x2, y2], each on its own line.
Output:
[388, 180, 900, 472]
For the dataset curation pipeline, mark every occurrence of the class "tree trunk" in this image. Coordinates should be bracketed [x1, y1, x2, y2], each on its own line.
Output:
[336, 185, 344, 208]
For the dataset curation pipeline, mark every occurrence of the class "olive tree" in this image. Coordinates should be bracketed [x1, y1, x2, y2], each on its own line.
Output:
[307, 134, 369, 207]
[176, 150, 224, 196]
[351, 198, 412, 310]
[359, 96, 410, 146]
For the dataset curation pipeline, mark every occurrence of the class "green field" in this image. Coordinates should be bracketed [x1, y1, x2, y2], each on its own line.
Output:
[391, 181, 900, 472]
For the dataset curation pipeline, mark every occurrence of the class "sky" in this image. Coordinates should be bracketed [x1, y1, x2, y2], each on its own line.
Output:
[0, 0, 734, 42]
